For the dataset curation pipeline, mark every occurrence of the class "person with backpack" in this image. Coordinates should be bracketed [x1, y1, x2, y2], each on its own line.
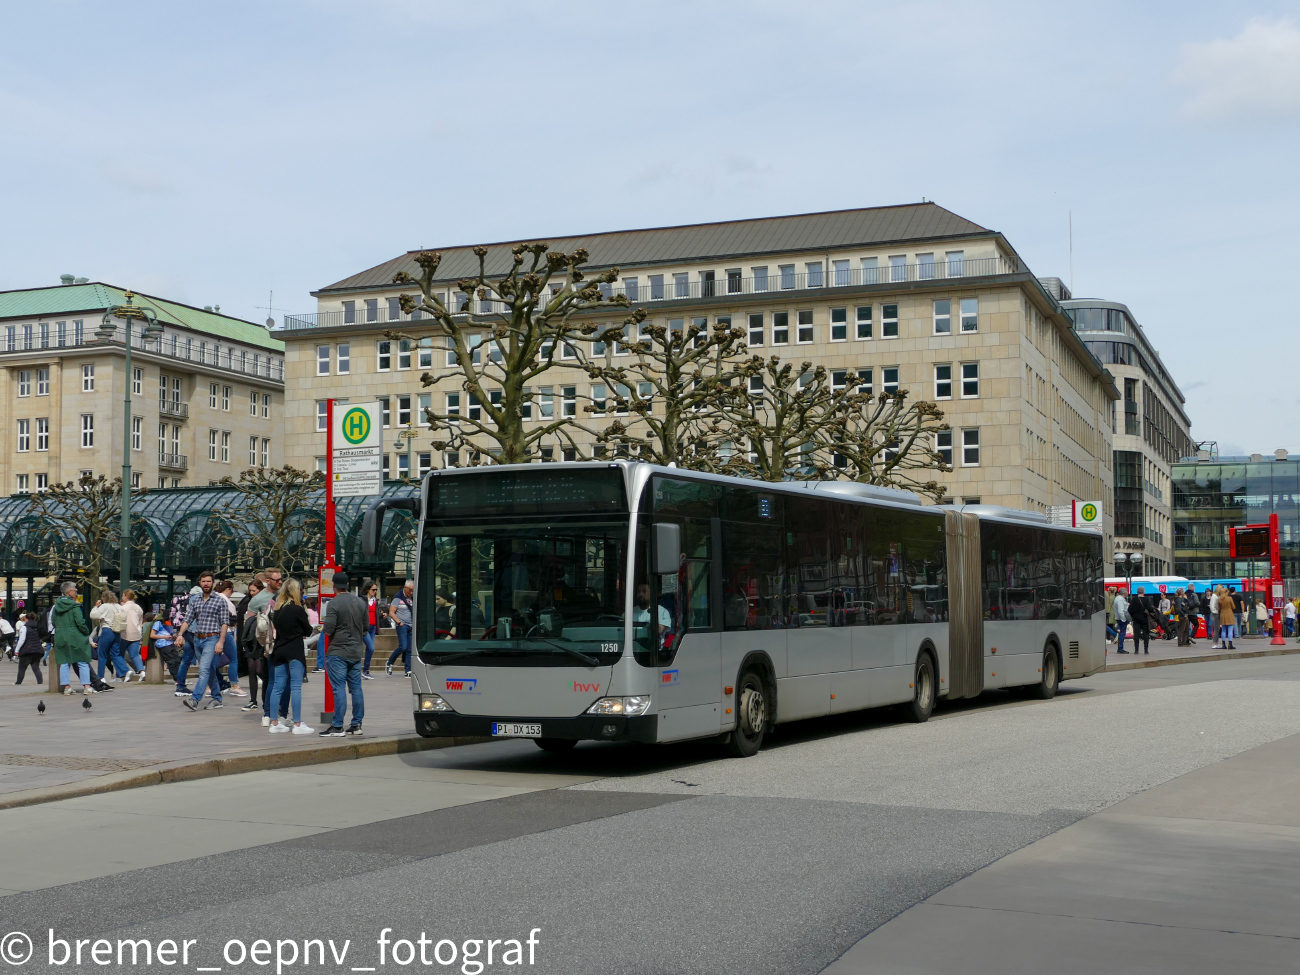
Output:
[237, 579, 267, 713]
[1128, 586, 1152, 655]
[177, 571, 229, 712]
[52, 581, 92, 694]
[90, 592, 127, 683]
[13, 611, 43, 685]
[267, 577, 314, 735]
[119, 590, 146, 681]
[320, 570, 366, 736]
[249, 567, 290, 727]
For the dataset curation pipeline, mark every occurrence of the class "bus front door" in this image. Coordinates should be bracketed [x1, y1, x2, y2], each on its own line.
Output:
[656, 558, 721, 742]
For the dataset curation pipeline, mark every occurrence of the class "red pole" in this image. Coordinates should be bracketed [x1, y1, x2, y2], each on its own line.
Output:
[1270, 512, 1286, 645]
[322, 400, 336, 717]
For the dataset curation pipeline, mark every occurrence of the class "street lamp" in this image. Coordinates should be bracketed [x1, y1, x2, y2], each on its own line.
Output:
[97, 292, 163, 589]
[1114, 551, 1143, 591]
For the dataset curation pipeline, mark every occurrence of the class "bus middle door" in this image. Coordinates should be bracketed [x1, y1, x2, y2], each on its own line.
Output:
[656, 518, 721, 742]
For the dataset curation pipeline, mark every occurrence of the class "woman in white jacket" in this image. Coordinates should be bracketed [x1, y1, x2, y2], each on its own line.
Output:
[1209, 589, 1221, 648]
[119, 590, 146, 681]
[1113, 591, 1131, 654]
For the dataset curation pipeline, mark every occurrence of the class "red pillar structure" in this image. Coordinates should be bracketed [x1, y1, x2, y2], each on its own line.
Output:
[321, 399, 338, 719]
[1270, 512, 1286, 646]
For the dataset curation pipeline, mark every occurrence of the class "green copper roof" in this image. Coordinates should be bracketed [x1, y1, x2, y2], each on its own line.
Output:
[0, 283, 283, 352]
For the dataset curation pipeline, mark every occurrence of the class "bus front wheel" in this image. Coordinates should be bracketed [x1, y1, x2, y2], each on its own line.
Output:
[725, 670, 768, 758]
[1029, 646, 1060, 700]
[905, 653, 936, 723]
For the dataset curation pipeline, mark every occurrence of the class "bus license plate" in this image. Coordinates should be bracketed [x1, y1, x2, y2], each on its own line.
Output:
[492, 722, 542, 738]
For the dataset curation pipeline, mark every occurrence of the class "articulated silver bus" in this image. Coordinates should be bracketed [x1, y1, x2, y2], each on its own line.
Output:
[363, 462, 1105, 757]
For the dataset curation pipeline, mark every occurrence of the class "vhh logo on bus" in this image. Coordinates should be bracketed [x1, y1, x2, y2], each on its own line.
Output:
[341, 407, 371, 445]
[568, 681, 601, 693]
[445, 678, 477, 693]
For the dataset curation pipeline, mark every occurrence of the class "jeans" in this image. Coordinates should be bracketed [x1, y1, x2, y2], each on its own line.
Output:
[387, 624, 412, 673]
[60, 661, 90, 687]
[96, 629, 127, 680]
[1117, 622, 1128, 653]
[326, 655, 364, 728]
[121, 640, 144, 672]
[176, 634, 196, 691]
[224, 632, 239, 684]
[190, 635, 223, 706]
[1221, 623, 1237, 643]
[362, 630, 375, 673]
[269, 659, 305, 723]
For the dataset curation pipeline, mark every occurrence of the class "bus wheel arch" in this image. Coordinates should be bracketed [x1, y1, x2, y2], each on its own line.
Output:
[725, 652, 775, 758]
[1030, 638, 1061, 700]
[905, 646, 937, 723]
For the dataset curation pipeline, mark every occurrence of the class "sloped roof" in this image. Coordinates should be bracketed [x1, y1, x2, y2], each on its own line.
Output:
[0, 283, 283, 351]
[316, 202, 995, 294]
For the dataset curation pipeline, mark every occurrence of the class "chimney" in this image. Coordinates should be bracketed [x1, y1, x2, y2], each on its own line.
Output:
[74, 277, 88, 284]
[1250, 453, 1263, 463]
[1277, 449, 1289, 461]
[60, 274, 75, 286]
[203, 306, 212, 312]
[214, 304, 220, 314]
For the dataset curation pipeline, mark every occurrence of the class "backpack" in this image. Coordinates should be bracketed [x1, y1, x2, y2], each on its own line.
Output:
[108, 606, 126, 633]
[37, 607, 54, 642]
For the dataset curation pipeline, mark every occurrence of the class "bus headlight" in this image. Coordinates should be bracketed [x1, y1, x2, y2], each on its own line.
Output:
[586, 695, 651, 717]
[419, 693, 455, 713]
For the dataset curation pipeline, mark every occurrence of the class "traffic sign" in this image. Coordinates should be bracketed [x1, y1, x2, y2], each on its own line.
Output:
[331, 402, 381, 498]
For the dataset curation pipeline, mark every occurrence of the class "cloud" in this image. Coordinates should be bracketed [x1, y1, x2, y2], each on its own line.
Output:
[1174, 18, 1300, 123]
[102, 160, 174, 196]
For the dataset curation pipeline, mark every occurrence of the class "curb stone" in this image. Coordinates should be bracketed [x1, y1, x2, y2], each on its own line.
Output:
[0, 734, 492, 811]
[1103, 645, 1300, 672]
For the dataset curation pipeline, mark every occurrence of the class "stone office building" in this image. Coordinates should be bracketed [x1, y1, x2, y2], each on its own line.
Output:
[278, 203, 1118, 535]
[0, 280, 285, 494]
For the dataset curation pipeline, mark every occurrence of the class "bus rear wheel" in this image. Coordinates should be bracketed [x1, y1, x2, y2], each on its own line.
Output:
[1029, 646, 1060, 700]
[725, 670, 767, 758]
[535, 738, 577, 752]
[905, 653, 936, 723]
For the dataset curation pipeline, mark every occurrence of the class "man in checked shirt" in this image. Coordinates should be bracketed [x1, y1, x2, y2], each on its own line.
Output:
[177, 570, 230, 711]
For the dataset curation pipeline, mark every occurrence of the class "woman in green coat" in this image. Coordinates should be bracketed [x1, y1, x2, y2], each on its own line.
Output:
[52, 581, 92, 694]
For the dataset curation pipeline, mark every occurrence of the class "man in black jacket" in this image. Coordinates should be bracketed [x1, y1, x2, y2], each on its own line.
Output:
[1130, 586, 1152, 655]
[1184, 587, 1200, 645]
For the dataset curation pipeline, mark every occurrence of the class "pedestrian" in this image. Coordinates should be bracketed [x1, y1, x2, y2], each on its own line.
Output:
[1105, 586, 1117, 643]
[52, 580, 93, 694]
[1157, 592, 1173, 640]
[385, 579, 415, 678]
[267, 577, 314, 734]
[360, 578, 379, 680]
[13, 611, 43, 685]
[305, 594, 325, 674]
[1209, 586, 1222, 648]
[0, 612, 14, 661]
[1219, 587, 1237, 650]
[150, 613, 180, 680]
[1184, 590, 1200, 645]
[118, 590, 146, 681]
[176, 571, 229, 711]
[236, 579, 266, 713]
[215, 579, 246, 697]
[1286, 597, 1297, 638]
[1113, 589, 1131, 653]
[248, 567, 290, 727]
[172, 585, 204, 698]
[320, 570, 366, 737]
[90, 591, 128, 683]
[1256, 598, 1270, 636]
[1174, 588, 1190, 646]
[1129, 586, 1152, 655]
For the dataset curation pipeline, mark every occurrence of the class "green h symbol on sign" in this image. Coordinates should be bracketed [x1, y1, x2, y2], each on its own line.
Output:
[342, 408, 370, 445]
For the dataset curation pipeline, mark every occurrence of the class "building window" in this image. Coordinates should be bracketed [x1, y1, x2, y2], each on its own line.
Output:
[856, 368, 872, 396]
[81, 413, 94, 447]
[316, 344, 330, 376]
[672, 272, 689, 298]
[36, 473, 47, 492]
[36, 417, 48, 451]
[446, 392, 460, 421]
[882, 304, 898, 338]
[262, 394, 270, 419]
[933, 299, 951, 335]
[917, 253, 936, 279]
[364, 298, 378, 323]
[131, 416, 142, 451]
[16, 419, 29, 452]
[591, 384, 607, 416]
[856, 306, 872, 340]
[883, 367, 899, 395]
[934, 364, 952, 399]
[172, 378, 182, 408]
[861, 256, 879, 284]
[805, 262, 824, 288]
[418, 452, 431, 476]
[170, 424, 179, 456]
[159, 422, 167, 456]
[779, 264, 796, 290]
[209, 383, 218, 408]
[222, 385, 231, 411]
[936, 430, 952, 465]
[398, 339, 412, 370]
[467, 394, 481, 422]
[74, 320, 83, 344]
[316, 400, 328, 432]
[261, 438, 270, 467]
[379, 396, 391, 427]
[747, 313, 764, 346]
[748, 375, 764, 395]
[16, 370, 30, 397]
[249, 436, 258, 466]
[832, 259, 850, 287]
[128, 367, 141, 396]
[962, 428, 981, 466]
[830, 308, 847, 342]
[221, 431, 230, 463]
[772, 312, 789, 345]
[960, 297, 978, 332]
[418, 341, 432, 369]
[15, 474, 27, 494]
[752, 266, 769, 292]
[961, 362, 980, 398]
[889, 255, 906, 282]
[208, 429, 218, 461]
[539, 387, 554, 419]
[387, 296, 401, 321]
[335, 342, 350, 375]
[342, 300, 356, 324]
[797, 310, 814, 344]
[646, 274, 664, 300]
[562, 386, 577, 418]
[377, 341, 391, 371]
[418, 392, 431, 424]
[398, 395, 412, 427]
[946, 251, 965, 276]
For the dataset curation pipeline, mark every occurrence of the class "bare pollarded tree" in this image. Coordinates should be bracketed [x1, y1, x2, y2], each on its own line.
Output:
[821, 391, 952, 501]
[388, 244, 627, 465]
[217, 466, 326, 572]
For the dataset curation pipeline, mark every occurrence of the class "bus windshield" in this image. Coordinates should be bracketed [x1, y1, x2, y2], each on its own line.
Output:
[415, 517, 631, 666]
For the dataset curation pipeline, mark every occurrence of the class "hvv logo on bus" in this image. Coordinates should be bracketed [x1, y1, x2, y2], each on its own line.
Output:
[568, 681, 601, 693]
[444, 678, 478, 694]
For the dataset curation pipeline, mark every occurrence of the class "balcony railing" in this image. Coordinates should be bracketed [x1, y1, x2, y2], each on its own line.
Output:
[158, 401, 189, 420]
[158, 452, 188, 470]
[282, 255, 1021, 330]
[0, 325, 285, 382]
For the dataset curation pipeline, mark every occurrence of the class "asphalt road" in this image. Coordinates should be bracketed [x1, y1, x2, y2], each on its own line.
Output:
[3, 656, 1300, 974]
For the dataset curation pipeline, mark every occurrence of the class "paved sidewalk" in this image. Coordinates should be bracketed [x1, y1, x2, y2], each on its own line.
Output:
[1102, 633, 1300, 671]
[0, 658, 442, 802]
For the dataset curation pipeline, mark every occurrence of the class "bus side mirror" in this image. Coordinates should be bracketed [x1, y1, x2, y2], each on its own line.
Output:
[653, 523, 681, 576]
[362, 497, 420, 558]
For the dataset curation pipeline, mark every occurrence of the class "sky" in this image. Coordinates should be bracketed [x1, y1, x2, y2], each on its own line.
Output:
[2, 0, 1298, 455]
